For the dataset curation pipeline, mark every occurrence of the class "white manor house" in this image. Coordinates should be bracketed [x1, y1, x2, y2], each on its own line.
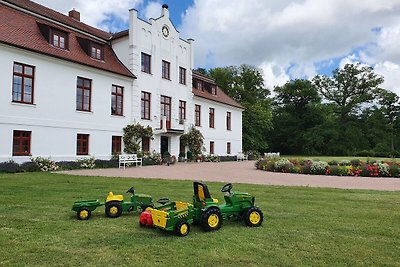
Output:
[0, 0, 244, 163]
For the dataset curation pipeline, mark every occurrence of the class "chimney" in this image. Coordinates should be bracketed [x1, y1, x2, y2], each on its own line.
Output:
[68, 9, 80, 21]
[161, 4, 169, 17]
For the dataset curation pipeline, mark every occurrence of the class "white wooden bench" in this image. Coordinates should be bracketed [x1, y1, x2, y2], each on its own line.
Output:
[119, 154, 142, 168]
[264, 152, 280, 158]
[237, 152, 248, 161]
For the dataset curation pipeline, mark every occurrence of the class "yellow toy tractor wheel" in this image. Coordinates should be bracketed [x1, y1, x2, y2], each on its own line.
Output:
[201, 207, 223, 231]
[77, 207, 91, 220]
[105, 201, 122, 218]
[244, 207, 263, 227]
[174, 221, 190, 237]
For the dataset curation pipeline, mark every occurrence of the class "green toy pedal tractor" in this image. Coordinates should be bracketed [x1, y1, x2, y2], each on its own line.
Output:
[141, 181, 264, 236]
[192, 181, 264, 230]
[72, 186, 158, 220]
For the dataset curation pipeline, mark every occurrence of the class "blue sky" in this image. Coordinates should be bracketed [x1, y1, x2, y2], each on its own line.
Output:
[35, 0, 400, 94]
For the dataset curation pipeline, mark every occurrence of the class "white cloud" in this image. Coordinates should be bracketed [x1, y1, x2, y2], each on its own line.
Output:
[143, 2, 162, 20]
[180, 0, 400, 92]
[32, 0, 400, 94]
[374, 61, 400, 96]
[33, 0, 143, 32]
[259, 62, 290, 89]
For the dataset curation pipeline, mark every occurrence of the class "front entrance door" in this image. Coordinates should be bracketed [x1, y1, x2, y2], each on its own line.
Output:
[161, 136, 169, 157]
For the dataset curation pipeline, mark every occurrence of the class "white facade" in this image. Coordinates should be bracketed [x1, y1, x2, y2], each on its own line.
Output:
[0, 44, 133, 163]
[112, 6, 243, 157]
[193, 98, 243, 155]
[0, 3, 243, 163]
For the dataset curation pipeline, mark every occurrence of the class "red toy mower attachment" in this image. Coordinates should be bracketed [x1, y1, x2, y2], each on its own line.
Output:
[139, 210, 153, 226]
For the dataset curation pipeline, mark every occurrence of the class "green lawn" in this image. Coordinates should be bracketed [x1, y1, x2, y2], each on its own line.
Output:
[0, 173, 399, 266]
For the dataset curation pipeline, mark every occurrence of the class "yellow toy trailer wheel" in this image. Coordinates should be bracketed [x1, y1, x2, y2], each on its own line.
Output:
[105, 201, 122, 218]
[174, 220, 190, 237]
[244, 207, 263, 227]
[201, 207, 223, 231]
[77, 207, 91, 220]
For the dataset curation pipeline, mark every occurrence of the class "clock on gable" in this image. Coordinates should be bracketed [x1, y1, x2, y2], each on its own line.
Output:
[162, 25, 169, 38]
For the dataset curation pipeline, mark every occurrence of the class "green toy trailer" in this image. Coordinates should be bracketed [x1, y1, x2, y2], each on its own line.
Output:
[72, 187, 154, 220]
[145, 201, 195, 236]
[141, 181, 264, 236]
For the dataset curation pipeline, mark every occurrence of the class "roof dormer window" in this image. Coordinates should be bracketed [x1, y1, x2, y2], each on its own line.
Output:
[51, 29, 67, 49]
[90, 42, 103, 60]
[211, 86, 217, 95]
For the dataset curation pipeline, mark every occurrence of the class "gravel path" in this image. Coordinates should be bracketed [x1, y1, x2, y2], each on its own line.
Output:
[60, 161, 400, 191]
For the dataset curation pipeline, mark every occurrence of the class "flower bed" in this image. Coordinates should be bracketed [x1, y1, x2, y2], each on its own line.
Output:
[255, 158, 400, 178]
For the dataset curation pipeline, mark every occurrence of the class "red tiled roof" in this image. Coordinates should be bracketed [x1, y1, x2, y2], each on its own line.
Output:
[192, 71, 243, 109]
[0, 2, 134, 78]
[3, 0, 112, 39]
[112, 29, 129, 40]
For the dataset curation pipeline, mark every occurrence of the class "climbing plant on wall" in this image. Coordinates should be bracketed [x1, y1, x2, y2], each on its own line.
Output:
[123, 123, 153, 154]
[180, 126, 204, 156]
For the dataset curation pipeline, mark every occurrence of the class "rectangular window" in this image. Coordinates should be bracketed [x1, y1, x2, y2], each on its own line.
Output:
[12, 62, 35, 104]
[112, 136, 122, 155]
[76, 77, 91, 112]
[179, 67, 186, 85]
[162, 60, 170, 80]
[209, 108, 215, 128]
[141, 53, 151, 74]
[51, 29, 67, 49]
[227, 112, 231, 130]
[211, 86, 217, 95]
[179, 100, 186, 124]
[141, 91, 151, 120]
[197, 80, 203, 91]
[77, 134, 89, 155]
[227, 142, 231, 154]
[111, 85, 124, 116]
[195, 104, 201, 126]
[210, 141, 214, 154]
[13, 130, 31, 156]
[160, 95, 172, 129]
[142, 137, 150, 152]
[90, 42, 103, 60]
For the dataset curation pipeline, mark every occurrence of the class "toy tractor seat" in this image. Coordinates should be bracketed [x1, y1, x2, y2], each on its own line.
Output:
[193, 181, 218, 203]
[106, 192, 123, 203]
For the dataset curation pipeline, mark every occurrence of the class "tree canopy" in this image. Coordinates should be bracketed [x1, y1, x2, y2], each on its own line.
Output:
[208, 65, 272, 152]
[200, 63, 399, 157]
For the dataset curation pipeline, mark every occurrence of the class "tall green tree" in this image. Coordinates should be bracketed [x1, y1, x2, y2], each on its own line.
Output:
[377, 89, 400, 152]
[270, 79, 323, 154]
[313, 63, 384, 122]
[209, 65, 272, 152]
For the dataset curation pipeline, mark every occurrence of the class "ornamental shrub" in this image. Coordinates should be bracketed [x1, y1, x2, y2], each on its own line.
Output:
[77, 157, 96, 169]
[350, 159, 361, 166]
[378, 163, 390, 177]
[0, 160, 21, 173]
[274, 159, 292, 172]
[389, 163, 400, 177]
[328, 160, 339, 166]
[31, 156, 59, 172]
[329, 166, 347, 176]
[310, 161, 328, 175]
[340, 160, 351, 166]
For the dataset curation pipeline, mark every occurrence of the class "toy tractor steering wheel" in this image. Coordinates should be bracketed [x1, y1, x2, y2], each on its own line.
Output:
[126, 187, 135, 195]
[221, 183, 233, 194]
[157, 198, 170, 205]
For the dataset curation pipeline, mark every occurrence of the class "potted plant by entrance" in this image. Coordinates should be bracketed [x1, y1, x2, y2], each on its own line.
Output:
[186, 151, 193, 162]
[162, 151, 171, 164]
[178, 152, 186, 162]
